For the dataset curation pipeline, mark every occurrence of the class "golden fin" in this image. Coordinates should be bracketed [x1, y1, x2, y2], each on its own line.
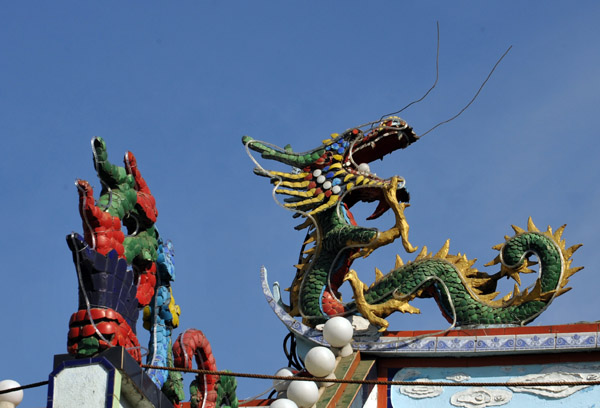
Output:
[268, 170, 309, 180]
[284, 193, 325, 209]
[565, 243, 583, 259]
[478, 292, 500, 302]
[294, 218, 313, 230]
[484, 255, 501, 267]
[415, 246, 429, 261]
[395, 254, 404, 269]
[512, 225, 526, 234]
[370, 268, 384, 289]
[553, 224, 566, 242]
[555, 287, 572, 296]
[278, 180, 311, 189]
[308, 194, 339, 215]
[564, 266, 584, 280]
[276, 189, 314, 197]
[527, 217, 539, 232]
[434, 239, 450, 259]
[304, 236, 316, 245]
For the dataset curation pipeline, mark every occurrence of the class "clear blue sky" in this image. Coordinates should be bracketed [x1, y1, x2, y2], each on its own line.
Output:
[1, 2, 599, 406]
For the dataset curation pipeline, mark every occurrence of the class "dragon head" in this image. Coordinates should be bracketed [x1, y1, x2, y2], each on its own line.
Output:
[243, 116, 419, 223]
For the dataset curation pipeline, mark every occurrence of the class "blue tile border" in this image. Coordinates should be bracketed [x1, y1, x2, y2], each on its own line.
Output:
[475, 335, 516, 352]
[262, 266, 600, 357]
[556, 332, 597, 348]
[514, 334, 556, 350]
[436, 337, 477, 352]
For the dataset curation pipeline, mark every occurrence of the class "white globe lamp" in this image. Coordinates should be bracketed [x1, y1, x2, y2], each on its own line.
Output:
[273, 367, 294, 392]
[287, 380, 319, 408]
[270, 398, 298, 408]
[0, 380, 23, 408]
[323, 317, 353, 348]
[304, 346, 336, 377]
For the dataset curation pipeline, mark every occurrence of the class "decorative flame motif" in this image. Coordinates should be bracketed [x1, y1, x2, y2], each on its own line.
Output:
[450, 388, 512, 408]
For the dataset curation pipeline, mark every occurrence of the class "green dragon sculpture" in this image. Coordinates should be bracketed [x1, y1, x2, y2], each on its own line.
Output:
[244, 117, 582, 331]
[67, 138, 238, 408]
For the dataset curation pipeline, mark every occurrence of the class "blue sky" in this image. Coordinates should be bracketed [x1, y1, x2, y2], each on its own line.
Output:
[1, 2, 599, 406]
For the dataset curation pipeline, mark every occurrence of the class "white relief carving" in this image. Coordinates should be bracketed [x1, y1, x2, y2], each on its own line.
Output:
[350, 316, 381, 342]
[446, 373, 471, 382]
[394, 369, 422, 381]
[508, 364, 600, 398]
[400, 379, 443, 399]
[450, 388, 512, 408]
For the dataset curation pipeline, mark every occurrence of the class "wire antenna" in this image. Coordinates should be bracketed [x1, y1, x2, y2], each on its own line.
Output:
[376, 21, 441, 124]
[419, 45, 513, 138]
[354, 22, 440, 131]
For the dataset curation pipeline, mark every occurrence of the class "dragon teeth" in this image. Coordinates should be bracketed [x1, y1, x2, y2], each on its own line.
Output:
[357, 163, 370, 173]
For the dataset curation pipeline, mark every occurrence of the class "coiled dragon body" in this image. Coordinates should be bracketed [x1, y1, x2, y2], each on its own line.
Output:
[244, 117, 582, 331]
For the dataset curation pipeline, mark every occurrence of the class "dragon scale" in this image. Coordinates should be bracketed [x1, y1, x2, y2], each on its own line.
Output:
[67, 138, 238, 408]
[351, 230, 564, 327]
[245, 117, 581, 331]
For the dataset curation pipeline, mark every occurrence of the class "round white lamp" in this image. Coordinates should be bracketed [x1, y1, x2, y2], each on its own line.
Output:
[273, 367, 295, 392]
[270, 398, 298, 408]
[287, 380, 319, 408]
[323, 317, 353, 348]
[304, 346, 336, 378]
[0, 380, 23, 408]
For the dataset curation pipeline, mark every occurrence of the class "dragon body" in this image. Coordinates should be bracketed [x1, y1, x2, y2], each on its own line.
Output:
[67, 138, 237, 408]
[244, 118, 582, 331]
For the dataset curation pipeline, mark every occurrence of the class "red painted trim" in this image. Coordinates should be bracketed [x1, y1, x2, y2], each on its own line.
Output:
[327, 352, 362, 408]
[377, 362, 388, 408]
[239, 400, 273, 406]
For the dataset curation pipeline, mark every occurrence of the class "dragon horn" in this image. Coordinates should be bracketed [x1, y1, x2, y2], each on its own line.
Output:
[242, 136, 324, 168]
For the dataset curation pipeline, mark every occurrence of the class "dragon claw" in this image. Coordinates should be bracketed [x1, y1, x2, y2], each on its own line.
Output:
[361, 176, 418, 255]
[344, 269, 420, 331]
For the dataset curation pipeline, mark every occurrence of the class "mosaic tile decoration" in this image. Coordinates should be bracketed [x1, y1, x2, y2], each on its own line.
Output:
[263, 265, 600, 356]
[375, 328, 600, 356]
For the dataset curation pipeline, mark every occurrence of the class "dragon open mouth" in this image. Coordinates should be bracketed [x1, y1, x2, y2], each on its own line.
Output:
[341, 118, 418, 221]
[342, 184, 409, 220]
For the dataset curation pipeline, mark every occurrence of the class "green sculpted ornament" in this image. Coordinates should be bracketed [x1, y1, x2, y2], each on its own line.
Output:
[244, 117, 582, 330]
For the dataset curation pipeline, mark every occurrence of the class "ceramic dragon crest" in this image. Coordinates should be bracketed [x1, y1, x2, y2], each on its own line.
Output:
[244, 117, 582, 331]
[66, 138, 238, 408]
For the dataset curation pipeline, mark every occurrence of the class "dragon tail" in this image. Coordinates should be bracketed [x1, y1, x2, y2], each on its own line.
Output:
[348, 218, 582, 330]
